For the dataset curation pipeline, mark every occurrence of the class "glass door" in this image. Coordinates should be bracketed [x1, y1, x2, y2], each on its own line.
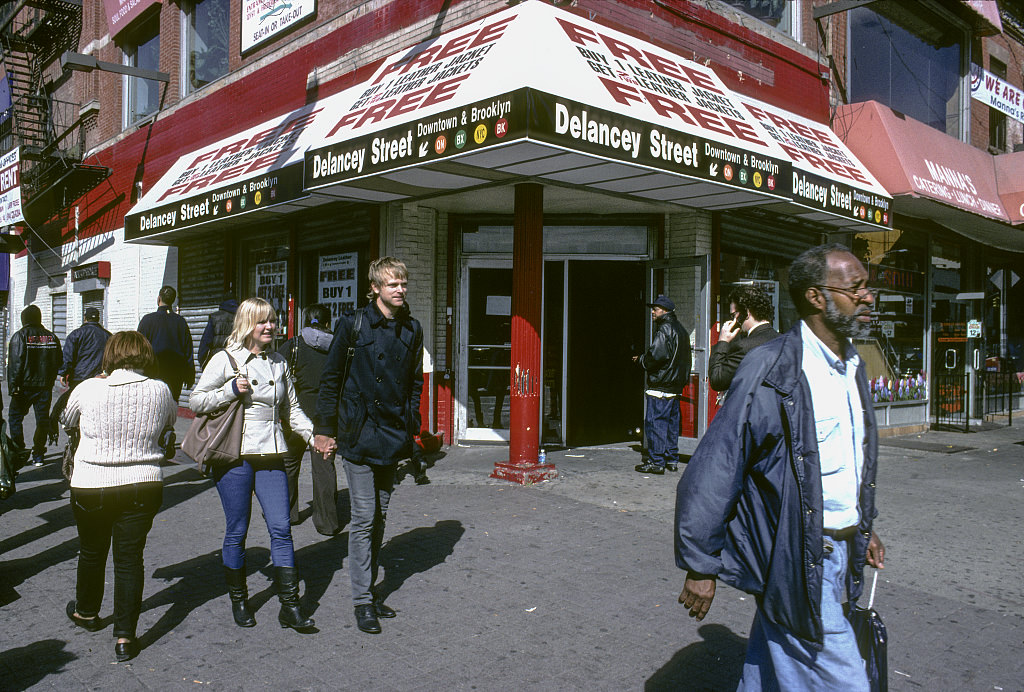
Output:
[647, 256, 710, 452]
[462, 263, 513, 441]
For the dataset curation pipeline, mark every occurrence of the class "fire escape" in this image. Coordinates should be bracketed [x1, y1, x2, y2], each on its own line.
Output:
[1, 0, 111, 230]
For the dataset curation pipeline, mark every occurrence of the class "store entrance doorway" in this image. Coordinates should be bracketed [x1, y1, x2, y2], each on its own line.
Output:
[562, 261, 645, 446]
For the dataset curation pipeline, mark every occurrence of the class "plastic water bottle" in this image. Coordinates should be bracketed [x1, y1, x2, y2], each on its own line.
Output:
[538, 448, 546, 464]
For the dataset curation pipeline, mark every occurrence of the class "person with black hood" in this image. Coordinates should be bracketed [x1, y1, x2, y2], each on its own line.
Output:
[278, 304, 339, 535]
[632, 294, 691, 475]
[7, 304, 62, 466]
[197, 297, 239, 368]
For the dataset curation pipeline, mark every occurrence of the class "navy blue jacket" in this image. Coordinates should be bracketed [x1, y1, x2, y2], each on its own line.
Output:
[313, 303, 423, 465]
[674, 323, 878, 647]
[138, 305, 195, 385]
[59, 321, 111, 382]
[197, 300, 238, 367]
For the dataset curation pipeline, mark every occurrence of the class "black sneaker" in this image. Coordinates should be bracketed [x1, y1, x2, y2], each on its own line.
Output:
[666, 464, 678, 472]
[634, 462, 665, 475]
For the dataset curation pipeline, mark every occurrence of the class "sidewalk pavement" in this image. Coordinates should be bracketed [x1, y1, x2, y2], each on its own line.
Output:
[1, 390, 1023, 691]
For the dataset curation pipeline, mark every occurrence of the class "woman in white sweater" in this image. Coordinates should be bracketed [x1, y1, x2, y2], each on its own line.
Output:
[190, 297, 315, 631]
[62, 331, 177, 663]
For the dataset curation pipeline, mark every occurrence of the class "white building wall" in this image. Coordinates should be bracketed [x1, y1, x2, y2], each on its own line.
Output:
[8, 229, 178, 338]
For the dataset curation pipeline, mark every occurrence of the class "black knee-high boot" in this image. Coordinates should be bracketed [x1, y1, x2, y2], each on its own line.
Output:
[275, 566, 315, 631]
[224, 566, 256, 627]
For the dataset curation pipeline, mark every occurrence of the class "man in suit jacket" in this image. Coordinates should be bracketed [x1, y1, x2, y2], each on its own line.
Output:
[708, 284, 780, 394]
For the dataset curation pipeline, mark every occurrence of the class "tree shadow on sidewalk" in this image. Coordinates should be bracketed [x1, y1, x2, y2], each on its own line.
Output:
[376, 520, 465, 601]
[138, 547, 271, 651]
[0, 638, 77, 691]
[646, 623, 746, 691]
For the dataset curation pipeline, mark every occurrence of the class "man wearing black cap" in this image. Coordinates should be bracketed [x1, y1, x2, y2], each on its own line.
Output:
[59, 307, 112, 392]
[632, 295, 691, 474]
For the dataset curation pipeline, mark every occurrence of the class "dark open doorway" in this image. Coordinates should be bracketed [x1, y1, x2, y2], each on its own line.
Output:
[564, 261, 645, 446]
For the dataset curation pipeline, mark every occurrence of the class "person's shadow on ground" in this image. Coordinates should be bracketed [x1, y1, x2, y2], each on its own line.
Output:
[138, 547, 271, 650]
[376, 520, 464, 601]
[292, 531, 348, 614]
[0, 639, 77, 691]
[646, 623, 746, 691]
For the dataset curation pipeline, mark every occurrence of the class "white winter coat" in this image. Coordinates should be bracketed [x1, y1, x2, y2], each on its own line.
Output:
[190, 345, 312, 456]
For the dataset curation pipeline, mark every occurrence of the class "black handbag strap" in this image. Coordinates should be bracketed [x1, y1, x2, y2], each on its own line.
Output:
[338, 311, 364, 399]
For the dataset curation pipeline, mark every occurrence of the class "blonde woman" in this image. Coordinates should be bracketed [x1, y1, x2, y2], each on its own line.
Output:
[190, 297, 315, 631]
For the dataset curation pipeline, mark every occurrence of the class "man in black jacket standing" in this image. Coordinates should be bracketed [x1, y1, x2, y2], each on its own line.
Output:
[138, 285, 195, 401]
[633, 295, 691, 475]
[7, 304, 61, 466]
[58, 307, 111, 391]
[313, 257, 423, 635]
[708, 284, 780, 395]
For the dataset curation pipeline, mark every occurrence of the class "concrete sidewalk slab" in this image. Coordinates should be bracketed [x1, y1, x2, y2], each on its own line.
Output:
[2, 382, 1022, 690]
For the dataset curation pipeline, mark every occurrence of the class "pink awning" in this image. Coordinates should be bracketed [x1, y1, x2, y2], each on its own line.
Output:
[994, 151, 1024, 225]
[835, 100, 1024, 252]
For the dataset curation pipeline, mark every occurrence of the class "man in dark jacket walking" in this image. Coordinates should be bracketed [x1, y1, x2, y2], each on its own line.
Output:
[196, 297, 238, 368]
[7, 304, 61, 466]
[633, 295, 690, 475]
[314, 257, 423, 635]
[279, 303, 337, 534]
[58, 307, 111, 390]
[138, 285, 195, 401]
[708, 284, 780, 395]
[676, 244, 885, 690]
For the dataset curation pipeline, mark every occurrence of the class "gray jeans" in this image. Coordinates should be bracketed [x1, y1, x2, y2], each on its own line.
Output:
[342, 458, 396, 605]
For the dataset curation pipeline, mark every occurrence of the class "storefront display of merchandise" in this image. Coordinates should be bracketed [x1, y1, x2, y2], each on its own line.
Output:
[870, 372, 927, 402]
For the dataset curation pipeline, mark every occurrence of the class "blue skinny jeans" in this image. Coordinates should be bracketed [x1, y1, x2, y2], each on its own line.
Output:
[213, 457, 295, 569]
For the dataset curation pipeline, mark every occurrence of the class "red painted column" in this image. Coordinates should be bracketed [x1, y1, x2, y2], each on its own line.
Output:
[492, 183, 557, 484]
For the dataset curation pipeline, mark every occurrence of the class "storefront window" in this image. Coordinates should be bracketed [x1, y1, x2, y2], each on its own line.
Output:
[849, 6, 965, 138]
[247, 241, 289, 341]
[851, 229, 928, 402]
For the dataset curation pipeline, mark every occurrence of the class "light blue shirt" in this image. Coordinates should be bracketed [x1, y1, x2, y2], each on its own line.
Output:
[800, 322, 864, 530]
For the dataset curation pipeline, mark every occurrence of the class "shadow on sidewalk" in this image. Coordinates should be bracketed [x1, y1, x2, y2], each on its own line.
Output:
[140, 547, 271, 650]
[646, 623, 746, 691]
[293, 532, 349, 614]
[376, 520, 465, 601]
[0, 639, 77, 690]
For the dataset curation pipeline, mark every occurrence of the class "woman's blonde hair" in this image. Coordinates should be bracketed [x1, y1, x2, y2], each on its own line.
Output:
[102, 331, 156, 373]
[227, 297, 278, 350]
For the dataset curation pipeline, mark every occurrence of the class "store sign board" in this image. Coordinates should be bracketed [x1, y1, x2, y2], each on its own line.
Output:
[256, 260, 287, 323]
[102, 0, 161, 37]
[305, 2, 791, 196]
[738, 95, 891, 227]
[241, 0, 316, 54]
[970, 65, 1024, 123]
[125, 98, 342, 239]
[0, 147, 24, 226]
[318, 252, 358, 320]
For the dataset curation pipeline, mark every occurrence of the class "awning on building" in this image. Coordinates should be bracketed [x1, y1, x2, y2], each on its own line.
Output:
[126, 1, 892, 244]
[835, 100, 1024, 252]
[994, 150, 1024, 225]
[125, 97, 349, 243]
[737, 95, 891, 229]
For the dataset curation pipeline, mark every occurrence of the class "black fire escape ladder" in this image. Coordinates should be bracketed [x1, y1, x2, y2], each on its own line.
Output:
[1, 0, 111, 228]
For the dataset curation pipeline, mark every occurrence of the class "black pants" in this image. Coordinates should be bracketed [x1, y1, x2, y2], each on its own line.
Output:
[284, 435, 340, 534]
[71, 482, 163, 638]
[9, 387, 52, 455]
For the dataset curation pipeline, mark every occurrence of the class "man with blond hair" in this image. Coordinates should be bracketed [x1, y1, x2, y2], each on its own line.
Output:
[314, 257, 423, 634]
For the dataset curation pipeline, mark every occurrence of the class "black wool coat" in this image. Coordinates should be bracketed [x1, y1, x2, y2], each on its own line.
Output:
[313, 303, 423, 465]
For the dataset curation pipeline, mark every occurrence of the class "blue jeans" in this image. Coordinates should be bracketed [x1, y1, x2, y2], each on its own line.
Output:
[214, 457, 295, 570]
[342, 458, 395, 606]
[644, 394, 680, 468]
[738, 537, 869, 691]
[72, 482, 163, 638]
[9, 387, 53, 456]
